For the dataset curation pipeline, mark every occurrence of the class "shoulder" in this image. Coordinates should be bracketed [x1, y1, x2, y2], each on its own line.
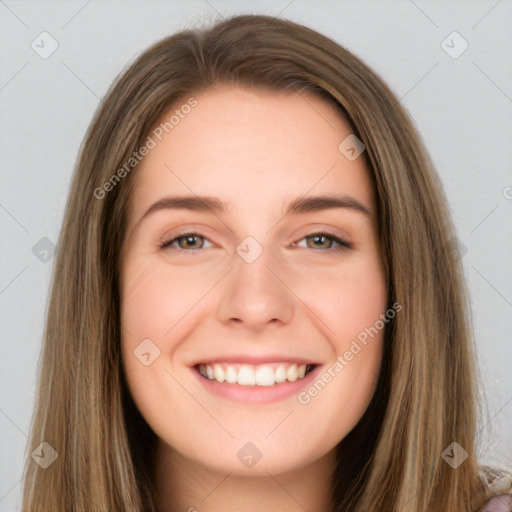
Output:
[478, 466, 512, 512]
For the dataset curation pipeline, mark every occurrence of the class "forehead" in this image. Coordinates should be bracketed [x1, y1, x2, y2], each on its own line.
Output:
[126, 85, 374, 226]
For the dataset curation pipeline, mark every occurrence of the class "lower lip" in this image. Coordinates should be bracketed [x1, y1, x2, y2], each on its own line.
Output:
[192, 365, 321, 404]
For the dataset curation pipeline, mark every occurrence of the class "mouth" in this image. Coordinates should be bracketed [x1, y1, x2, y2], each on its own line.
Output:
[195, 362, 317, 386]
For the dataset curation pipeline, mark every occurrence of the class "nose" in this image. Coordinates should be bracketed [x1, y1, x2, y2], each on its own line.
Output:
[215, 247, 295, 332]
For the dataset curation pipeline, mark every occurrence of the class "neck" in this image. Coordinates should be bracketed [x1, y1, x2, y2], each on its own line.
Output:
[153, 441, 336, 512]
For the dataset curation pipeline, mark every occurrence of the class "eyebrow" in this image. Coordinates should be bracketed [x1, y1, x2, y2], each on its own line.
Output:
[139, 193, 374, 224]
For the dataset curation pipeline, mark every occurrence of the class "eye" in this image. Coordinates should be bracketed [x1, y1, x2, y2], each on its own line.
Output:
[160, 232, 212, 251]
[296, 233, 352, 252]
[160, 231, 351, 252]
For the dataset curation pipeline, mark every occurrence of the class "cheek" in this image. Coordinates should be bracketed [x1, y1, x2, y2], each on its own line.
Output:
[291, 254, 387, 406]
[120, 261, 180, 400]
[292, 265, 386, 443]
[292, 255, 387, 346]
[119, 259, 198, 435]
[119, 257, 222, 403]
[120, 258, 205, 339]
[121, 274, 169, 337]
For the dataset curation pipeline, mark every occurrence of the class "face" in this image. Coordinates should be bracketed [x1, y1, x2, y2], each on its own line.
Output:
[119, 85, 387, 477]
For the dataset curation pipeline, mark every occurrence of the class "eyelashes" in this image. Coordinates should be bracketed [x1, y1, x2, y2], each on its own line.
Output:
[159, 231, 352, 253]
[160, 233, 213, 251]
[295, 233, 352, 252]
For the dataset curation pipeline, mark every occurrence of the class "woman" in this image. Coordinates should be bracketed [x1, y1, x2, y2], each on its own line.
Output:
[22, 14, 511, 511]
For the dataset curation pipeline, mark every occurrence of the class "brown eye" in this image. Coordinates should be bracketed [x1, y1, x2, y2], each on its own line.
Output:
[177, 235, 204, 250]
[160, 233, 212, 251]
[299, 233, 351, 252]
[306, 234, 332, 249]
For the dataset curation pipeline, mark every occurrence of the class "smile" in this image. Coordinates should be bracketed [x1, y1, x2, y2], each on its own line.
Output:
[197, 362, 316, 386]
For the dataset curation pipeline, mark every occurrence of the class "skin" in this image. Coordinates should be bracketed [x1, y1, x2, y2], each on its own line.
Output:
[119, 85, 387, 512]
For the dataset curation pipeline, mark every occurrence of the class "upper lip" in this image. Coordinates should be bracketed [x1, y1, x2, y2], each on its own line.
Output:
[191, 355, 320, 366]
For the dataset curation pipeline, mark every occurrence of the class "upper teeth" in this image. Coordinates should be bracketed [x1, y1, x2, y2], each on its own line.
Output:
[198, 363, 309, 386]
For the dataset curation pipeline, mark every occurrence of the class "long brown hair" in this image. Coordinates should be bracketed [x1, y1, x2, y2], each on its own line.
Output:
[22, 14, 496, 511]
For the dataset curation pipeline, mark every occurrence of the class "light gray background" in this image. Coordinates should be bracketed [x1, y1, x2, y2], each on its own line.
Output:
[1, 0, 511, 509]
